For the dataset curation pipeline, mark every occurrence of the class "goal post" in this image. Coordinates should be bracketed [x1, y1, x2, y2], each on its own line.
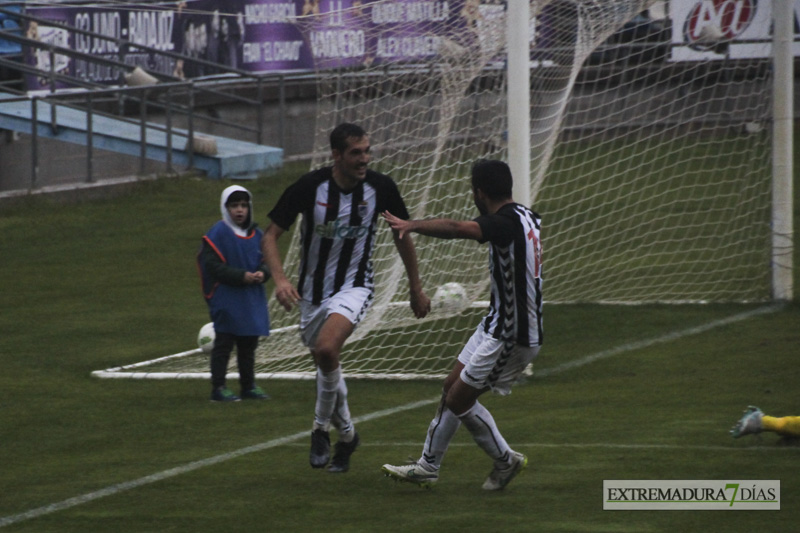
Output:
[507, 0, 531, 207]
[93, 0, 792, 381]
[772, 0, 794, 301]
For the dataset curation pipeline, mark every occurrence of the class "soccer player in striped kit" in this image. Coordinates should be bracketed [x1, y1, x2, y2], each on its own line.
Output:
[381, 159, 543, 490]
[262, 123, 431, 473]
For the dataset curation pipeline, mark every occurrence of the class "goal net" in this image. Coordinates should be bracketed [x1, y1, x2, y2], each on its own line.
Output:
[94, 0, 776, 381]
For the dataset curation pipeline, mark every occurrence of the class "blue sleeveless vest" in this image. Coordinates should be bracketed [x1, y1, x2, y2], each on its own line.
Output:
[199, 221, 270, 336]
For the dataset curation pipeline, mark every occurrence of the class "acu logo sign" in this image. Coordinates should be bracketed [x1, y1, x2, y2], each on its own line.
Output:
[683, 0, 758, 50]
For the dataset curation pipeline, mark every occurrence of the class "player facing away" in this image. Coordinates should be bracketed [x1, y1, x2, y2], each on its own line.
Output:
[381, 159, 543, 490]
[731, 406, 800, 439]
[198, 185, 271, 402]
[262, 123, 431, 473]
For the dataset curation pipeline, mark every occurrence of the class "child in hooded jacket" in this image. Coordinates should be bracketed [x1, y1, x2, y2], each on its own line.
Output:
[198, 185, 270, 402]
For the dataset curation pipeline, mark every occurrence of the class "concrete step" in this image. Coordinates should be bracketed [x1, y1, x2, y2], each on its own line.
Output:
[0, 92, 283, 179]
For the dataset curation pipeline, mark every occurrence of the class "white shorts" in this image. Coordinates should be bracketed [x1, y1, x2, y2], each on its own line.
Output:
[458, 327, 540, 396]
[299, 287, 374, 348]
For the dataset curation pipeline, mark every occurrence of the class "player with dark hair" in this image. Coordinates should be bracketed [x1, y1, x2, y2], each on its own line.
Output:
[262, 122, 431, 473]
[381, 159, 542, 490]
[329, 122, 365, 153]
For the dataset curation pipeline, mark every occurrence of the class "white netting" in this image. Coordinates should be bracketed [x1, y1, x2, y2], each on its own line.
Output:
[95, 0, 774, 380]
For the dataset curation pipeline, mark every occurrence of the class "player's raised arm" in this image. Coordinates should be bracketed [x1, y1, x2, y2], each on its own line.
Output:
[382, 211, 483, 241]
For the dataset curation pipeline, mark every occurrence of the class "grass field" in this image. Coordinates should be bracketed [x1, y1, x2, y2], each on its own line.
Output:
[0, 160, 798, 532]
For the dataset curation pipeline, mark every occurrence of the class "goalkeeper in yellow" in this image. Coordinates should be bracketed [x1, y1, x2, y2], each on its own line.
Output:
[731, 406, 800, 439]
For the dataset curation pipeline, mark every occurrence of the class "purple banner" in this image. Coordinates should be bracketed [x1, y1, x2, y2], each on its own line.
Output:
[25, 3, 186, 89]
[23, 0, 482, 89]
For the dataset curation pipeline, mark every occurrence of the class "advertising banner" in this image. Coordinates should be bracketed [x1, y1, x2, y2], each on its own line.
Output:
[670, 0, 800, 61]
[23, 0, 484, 89]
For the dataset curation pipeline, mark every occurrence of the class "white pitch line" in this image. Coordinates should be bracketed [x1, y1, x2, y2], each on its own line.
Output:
[0, 399, 439, 529]
[535, 303, 783, 377]
[282, 441, 800, 452]
[512, 442, 799, 452]
[0, 304, 781, 528]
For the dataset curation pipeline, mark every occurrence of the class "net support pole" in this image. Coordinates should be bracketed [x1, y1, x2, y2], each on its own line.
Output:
[507, 1, 531, 207]
[772, 0, 794, 301]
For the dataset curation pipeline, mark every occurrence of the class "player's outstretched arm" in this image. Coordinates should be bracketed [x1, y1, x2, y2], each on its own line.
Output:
[382, 211, 483, 241]
[261, 222, 300, 311]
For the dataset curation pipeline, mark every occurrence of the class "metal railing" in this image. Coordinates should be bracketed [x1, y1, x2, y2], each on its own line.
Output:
[0, 6, 319, 192]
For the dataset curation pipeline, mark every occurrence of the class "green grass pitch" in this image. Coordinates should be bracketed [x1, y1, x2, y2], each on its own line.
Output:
[0, 156, 798, 531]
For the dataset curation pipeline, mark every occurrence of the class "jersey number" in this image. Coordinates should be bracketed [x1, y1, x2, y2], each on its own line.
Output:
[527, 228, 542, 278]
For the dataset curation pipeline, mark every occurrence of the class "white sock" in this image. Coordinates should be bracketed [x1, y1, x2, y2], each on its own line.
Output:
[458, 401, 512, 464]
[313, 367, 341, 431]
[331, 375, 355, 442]
[419, 397, 461, 471]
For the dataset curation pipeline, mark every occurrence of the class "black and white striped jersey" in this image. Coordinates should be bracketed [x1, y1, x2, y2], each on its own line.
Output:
[475, 203, 543, 347]
[268, 167, 410, 305]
